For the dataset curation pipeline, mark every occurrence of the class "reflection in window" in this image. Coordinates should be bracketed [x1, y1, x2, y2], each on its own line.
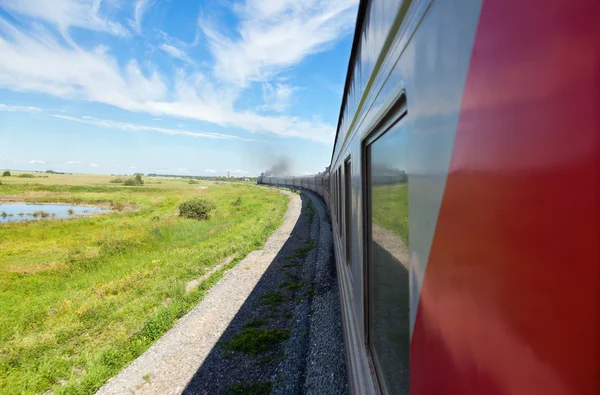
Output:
[344, 158, 352, 266]
[337, 168, 342, 233]
[366, 120, 409, 394]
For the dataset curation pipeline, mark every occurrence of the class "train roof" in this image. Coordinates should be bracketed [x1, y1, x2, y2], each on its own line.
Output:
[330, 0, 369, 165]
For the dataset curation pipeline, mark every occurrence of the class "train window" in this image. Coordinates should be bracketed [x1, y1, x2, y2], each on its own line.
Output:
[334, 169, 338, 224]
[332, 171, 336, 220]
[344, 158, 352, 266]
[364, 117, 409, 394]
[336, 170, 339, 226]
[337, 167, 342, 233]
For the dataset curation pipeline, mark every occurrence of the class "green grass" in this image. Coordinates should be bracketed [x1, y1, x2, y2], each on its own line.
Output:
[0, 178, 288, 394]
[226, 381, 272, 395]
[288, 239, 316, 260]
[371, 183, 409, 243]
[222, 328, 290, 355]
[245, 319, 268, 329]
[303, 195, 315, 223]
[279, 280, 305, 292]
[280, 262, 299, 269]
[259, 291, 284, 307]
[282, 271, 301, 282]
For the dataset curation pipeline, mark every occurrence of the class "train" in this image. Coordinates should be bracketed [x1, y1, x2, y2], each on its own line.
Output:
[259, 0, 600, 393]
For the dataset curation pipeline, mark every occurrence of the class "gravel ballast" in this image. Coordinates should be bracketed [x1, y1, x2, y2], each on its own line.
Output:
[96, 188, 348, 395]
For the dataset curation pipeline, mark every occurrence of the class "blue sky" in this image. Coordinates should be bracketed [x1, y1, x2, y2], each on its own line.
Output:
[0, 0, 357, 176]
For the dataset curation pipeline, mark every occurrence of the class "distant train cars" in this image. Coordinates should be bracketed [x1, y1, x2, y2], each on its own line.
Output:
[260, 0, 600, 393]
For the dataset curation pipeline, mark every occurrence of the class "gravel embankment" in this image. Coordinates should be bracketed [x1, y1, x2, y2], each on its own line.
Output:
[271, 190, 347, 395]
[96, 188, 347, 395]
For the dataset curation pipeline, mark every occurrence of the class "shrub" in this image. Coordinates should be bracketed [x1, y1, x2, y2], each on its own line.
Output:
[231, 196, 242, 206]
[109, 178, 124, 184]
[123, 175, 144, 186]
[188, 179, 199, 184]
[179, 198, 216, 220]
[17, 173, 35, 178]
[2, 171, 10, 177]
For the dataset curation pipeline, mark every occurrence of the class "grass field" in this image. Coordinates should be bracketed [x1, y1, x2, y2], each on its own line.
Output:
[0, 172, 288, 394]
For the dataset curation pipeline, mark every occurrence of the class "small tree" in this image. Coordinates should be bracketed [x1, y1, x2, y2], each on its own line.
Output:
[123, 175, 144, 186]
[179, 198, 216, 220]
[2, 171, 10, 177]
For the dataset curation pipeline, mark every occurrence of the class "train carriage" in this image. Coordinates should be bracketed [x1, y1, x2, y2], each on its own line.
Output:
[259, 0, 600, 393]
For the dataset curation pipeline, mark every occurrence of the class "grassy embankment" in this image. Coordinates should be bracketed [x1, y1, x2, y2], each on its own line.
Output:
[0, 173, 288, 394]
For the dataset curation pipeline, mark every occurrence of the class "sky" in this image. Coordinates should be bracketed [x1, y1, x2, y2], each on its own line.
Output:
[0, 0, 357, 177]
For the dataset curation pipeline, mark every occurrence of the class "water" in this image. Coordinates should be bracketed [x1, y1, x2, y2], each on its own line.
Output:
[0, 203, 112, 223]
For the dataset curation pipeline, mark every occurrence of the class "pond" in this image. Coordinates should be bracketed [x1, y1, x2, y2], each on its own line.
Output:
[0, 203, 112, 223]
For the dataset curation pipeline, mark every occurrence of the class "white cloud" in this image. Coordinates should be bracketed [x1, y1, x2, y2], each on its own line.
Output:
[228, 169, 249, 174]
[0, 19, 168, 106]
[204, 168, 216, 173]
[51, 114, 260, 141]
[130, 0, 154, 34]
[29, 159, 45, 164]
[200, 0, 357, 86]
[176, 167, 189, 172]
[0, 103, 41, 112]
[0, 0, 349, 144]
[90, 163, 99, 167]
[0, 0, 129, 37]
[260, 83, 295, 112]
[67, 160, 82, 164]
[128, 166, 136, 169]
[159, 43, 192, 64]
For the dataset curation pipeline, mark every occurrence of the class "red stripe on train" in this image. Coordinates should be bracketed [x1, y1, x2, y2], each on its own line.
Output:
[411, 0, 600, 394]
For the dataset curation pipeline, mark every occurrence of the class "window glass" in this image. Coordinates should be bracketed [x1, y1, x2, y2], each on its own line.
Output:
[366, 119, 409, 394]
[344, 158, 352, 265]
[337, 168, 342, 233]
[332, 171, 337, 224]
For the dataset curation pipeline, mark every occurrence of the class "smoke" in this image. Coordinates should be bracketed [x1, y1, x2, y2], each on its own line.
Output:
[263, 157, 291, 176]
